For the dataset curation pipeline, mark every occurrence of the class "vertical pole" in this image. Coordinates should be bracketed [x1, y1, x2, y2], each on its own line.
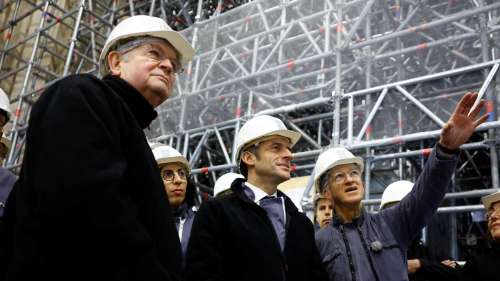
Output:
[7, 1, 50, 166]
[63, 0, 86, 76]
[332, 0, 343, 146]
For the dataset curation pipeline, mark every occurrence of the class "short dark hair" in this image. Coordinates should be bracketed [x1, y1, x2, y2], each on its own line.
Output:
[0, 109, 9, 126]
[184, 176, 197, 207]
[238, 144, 260, 178]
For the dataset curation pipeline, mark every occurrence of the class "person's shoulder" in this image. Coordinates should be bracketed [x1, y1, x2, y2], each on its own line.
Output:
[54, 73, 102, 87]
[42, 74, 105, 99]
[0, 167, 16, 178]
[315, 224, 334, 240]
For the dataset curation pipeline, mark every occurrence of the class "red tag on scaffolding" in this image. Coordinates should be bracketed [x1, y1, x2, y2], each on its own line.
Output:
[421, 148, 432, 158]
[201, 167, 209, 175]
[366, 126, 372, 137]
[336, 22, 343, 33]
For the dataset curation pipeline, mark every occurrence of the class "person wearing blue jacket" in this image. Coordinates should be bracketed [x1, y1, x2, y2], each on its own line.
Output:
[150, 143, 197, 265]
[313, 92, 488, 281]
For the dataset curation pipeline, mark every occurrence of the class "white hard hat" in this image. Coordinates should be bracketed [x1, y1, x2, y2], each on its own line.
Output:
[150, 143, 190, 172]
[99, 15, 195, 76]
[235, 115, 301, 162]
[380, 180, 414, 209]
[213, 172, 244, 197]
[313, 147, 364, 193]
[482, 190, 500, 210]
[0, 88, 11, 122]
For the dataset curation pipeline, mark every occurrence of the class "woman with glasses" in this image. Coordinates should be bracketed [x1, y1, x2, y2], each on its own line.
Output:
[151, 143, 197, 265]
[459, 191, 500, 281]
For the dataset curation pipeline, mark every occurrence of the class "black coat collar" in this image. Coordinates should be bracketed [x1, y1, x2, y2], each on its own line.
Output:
[103, 75, 157, 129]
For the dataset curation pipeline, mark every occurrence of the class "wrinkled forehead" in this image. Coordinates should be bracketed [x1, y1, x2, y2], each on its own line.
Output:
[243, 135, 292, 152]
[256, 135, 291, 147]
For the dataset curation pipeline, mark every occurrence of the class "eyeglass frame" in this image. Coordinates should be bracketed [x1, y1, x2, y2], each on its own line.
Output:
[114, 36, 183, 74]
[329, 168, 362, 185]
[161, 168, 188, 182]
[486, 204, 500, 220]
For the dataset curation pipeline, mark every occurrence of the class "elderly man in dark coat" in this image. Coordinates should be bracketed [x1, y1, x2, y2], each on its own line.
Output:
[1, 15, 194, 281]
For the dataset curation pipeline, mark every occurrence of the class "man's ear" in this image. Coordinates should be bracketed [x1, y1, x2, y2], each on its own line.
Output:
[107, 51, 122, 75]
[240, 151, 256, 168]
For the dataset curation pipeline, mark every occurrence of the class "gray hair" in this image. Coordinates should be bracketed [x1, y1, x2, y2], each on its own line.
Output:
[105, 36, 181, 74]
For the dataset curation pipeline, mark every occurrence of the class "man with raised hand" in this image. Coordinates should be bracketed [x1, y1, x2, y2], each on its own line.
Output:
[314, 92, 488, 281]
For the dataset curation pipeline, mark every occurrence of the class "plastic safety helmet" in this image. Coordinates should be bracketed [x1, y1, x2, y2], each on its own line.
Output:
[0, 88, 11, 123]
[380, 180, 414, 209]
[313, 147, 364, 193]
[234, 115, 301, 162]
[482, 190, 500, 211]
[99, 15, 195, 76]
[213, 172, 244, 197]
[150, 143, 190, 172]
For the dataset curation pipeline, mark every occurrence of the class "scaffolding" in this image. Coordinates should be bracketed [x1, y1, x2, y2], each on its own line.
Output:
[1, 0, 500, 259]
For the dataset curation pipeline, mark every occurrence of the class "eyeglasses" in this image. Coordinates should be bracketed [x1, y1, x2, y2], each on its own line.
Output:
[116, 38, 183, 74]
[140, 45, 182, 74]
[486, 206, 500, 220]
[161, 168, 187, 182]
[331, 169, 361, 184]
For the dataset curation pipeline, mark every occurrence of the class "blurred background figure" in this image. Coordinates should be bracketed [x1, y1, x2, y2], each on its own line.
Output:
[0, 88, 16, 218]
[151, 143, 197, 265]
[213, 172, 244, 198]
[380, 180, 458, 281]
[314, 193, 333, 230]
[458, 190, 500, 281]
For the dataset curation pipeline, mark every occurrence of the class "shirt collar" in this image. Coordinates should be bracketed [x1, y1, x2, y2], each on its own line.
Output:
[245, 181, 277, 204]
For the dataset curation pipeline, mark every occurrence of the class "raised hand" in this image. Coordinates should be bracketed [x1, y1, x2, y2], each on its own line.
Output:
[439, 92, 489, 150]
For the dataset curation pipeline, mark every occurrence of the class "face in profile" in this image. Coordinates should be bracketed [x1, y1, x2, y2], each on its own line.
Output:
[242, 136, 293, 185]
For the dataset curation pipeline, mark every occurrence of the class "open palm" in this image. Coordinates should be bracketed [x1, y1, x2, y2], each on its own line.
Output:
[439, 92, 489, 150]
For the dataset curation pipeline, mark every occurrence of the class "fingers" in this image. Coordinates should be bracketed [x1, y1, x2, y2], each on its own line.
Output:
[455, 92, 476, 115]
[468, 100, 485, 118]
[473, 113, 490, 128]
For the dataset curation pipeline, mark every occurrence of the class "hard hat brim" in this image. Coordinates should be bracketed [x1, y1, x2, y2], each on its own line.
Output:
[236, 129, 301, 162]
[157, 156, 191, 173]
[482, 191, 500, 210]
[313, 156, 364, 193]
[99, 31, 195, 77]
